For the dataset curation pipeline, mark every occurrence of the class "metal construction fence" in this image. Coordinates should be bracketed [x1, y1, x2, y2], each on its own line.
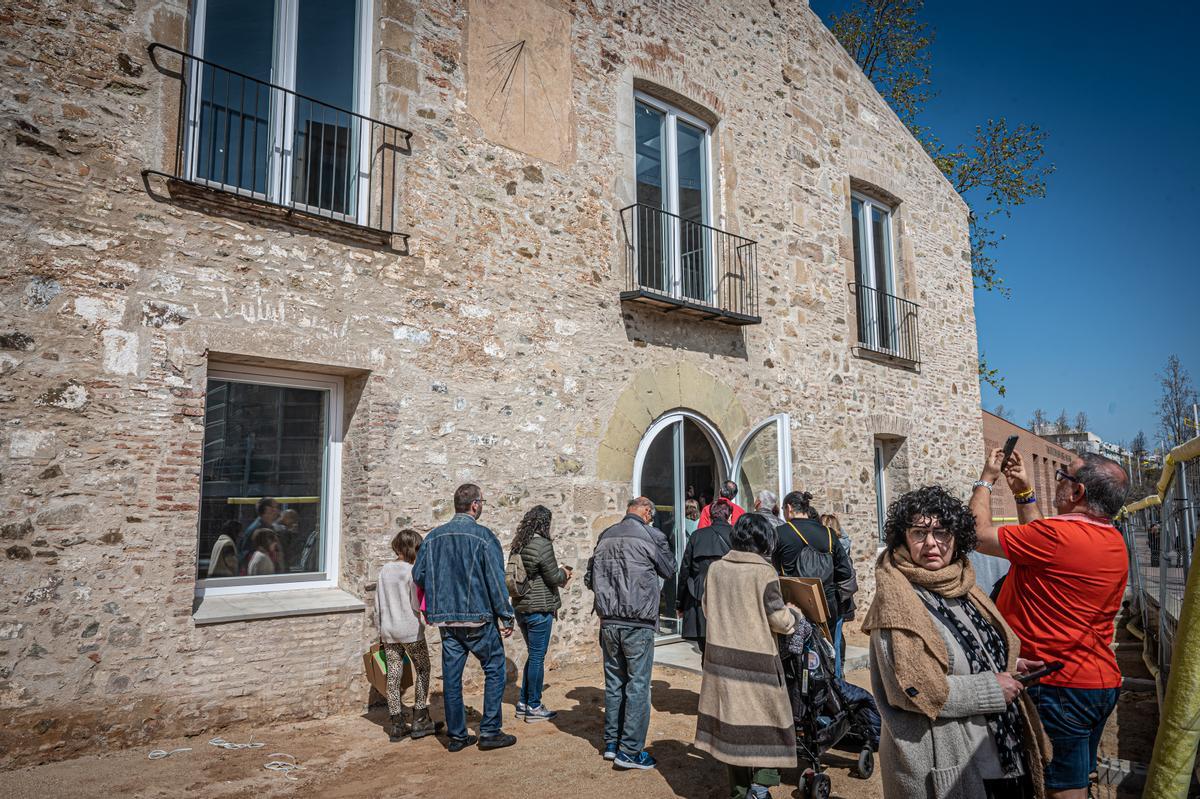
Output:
[1122, 437, 1200, 694]
[1120, 435, 1200, 797]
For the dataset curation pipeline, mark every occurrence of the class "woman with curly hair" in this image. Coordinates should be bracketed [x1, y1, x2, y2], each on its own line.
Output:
[862, 486, 1052, 799]
[509, 504, 572, 723]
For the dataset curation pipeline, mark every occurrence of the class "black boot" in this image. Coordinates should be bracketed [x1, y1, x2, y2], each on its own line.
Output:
[388, 709, 411, 742]
[410, 707, 445, 739]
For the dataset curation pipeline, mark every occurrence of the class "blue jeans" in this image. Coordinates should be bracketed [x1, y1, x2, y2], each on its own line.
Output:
[1027, 684, 1120, 790]
[600, 624, 655, 756]
[832, 617, 845, 679]
[517, 612, 554, 707]
[439, 624, 507, 739]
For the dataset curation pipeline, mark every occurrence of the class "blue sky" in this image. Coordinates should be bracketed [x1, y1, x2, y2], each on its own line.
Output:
[810, 1, 1199, 449]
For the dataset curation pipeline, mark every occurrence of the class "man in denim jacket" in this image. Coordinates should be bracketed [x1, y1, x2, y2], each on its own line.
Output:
[413, 483, 516, 751]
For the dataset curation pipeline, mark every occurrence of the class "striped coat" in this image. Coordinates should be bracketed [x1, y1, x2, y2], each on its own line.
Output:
[695, 549, 797, 768]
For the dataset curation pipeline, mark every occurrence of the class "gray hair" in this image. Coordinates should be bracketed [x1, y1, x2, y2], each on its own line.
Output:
[756, 489, 778, 510]
[1077, 454, 1130, 519]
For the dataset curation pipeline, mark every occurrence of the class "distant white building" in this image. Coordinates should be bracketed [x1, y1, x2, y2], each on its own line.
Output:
[1043, 430, 1130, 462]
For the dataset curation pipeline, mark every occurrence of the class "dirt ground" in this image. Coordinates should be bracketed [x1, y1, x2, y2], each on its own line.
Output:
[1, 659, 1158, 799]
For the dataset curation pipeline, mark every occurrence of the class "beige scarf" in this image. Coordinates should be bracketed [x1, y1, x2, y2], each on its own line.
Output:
[862, 548, 1052, 796]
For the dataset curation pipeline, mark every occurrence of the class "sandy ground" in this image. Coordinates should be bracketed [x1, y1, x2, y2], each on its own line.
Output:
[1, 659, 1158, 799]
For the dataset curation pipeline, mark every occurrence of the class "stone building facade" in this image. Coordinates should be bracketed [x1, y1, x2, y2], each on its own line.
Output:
[0, 0, 981, 763]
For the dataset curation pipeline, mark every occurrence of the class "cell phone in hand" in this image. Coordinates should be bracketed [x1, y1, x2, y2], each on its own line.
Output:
[1000, 435, 1019, 472]
[1016, 660, 1064, 685]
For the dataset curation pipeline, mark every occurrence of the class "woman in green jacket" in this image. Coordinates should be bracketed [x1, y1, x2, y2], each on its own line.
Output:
[511, 505, 572, 722]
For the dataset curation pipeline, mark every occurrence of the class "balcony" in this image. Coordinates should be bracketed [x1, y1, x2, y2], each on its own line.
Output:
[619, 204, 760, 326]
[145, 43, 412, 246]
[850, 282, 921, 366]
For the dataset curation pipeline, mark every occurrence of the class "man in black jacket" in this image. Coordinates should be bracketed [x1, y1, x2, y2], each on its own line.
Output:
[774, 490, 855, 676]
[585, 496, 675, 770]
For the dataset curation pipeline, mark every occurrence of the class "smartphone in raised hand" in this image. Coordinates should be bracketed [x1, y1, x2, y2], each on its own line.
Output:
[1000, 435, 1019, 472]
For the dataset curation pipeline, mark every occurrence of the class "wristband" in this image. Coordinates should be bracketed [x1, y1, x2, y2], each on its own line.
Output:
[1013, 487, 1034, 501]
[972, 480, 993, 492]
[1016, 493, 1038, 505]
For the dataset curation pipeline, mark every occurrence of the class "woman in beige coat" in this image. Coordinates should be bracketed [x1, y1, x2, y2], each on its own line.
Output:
[696, 513, 797, 799]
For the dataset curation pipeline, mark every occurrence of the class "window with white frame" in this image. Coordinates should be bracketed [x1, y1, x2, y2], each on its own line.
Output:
[187, 0, 369, 219]
[633, 92, 713, 303]
[196, 364, 343, 592]
[874, 440, 888, 543]
[851, 194, 899, 352]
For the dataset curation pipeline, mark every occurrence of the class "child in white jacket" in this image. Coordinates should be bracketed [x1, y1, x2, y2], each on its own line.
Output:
[376, 528, 443, 741]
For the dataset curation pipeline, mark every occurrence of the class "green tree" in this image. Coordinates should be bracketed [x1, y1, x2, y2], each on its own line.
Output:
[828, 0, 1054, 392]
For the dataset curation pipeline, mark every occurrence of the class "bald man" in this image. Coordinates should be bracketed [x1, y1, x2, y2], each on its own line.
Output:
[970, 449, 1130, 799]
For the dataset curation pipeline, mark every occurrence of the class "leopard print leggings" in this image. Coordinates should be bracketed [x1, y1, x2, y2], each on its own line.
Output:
[384, 639, 431, 714]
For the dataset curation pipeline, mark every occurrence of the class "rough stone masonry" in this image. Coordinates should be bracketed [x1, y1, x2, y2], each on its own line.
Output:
[0, 0, 982, 765]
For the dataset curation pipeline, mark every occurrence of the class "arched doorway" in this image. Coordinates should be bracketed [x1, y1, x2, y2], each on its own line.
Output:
[633, 412, 731, 638]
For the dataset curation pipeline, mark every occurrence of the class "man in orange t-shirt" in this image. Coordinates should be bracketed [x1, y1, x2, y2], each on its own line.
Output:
[970, 448, 1129, 799]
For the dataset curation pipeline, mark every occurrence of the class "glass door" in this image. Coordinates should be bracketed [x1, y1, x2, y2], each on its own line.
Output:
[635, 414, 727, 639]
[731, 415, 792, 513]
[851, 195, 898, 352]
[188, 0, 364, 219]
[634, 93, 712, 304]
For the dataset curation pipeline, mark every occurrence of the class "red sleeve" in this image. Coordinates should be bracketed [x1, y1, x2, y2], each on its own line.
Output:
[698, 504, 711, 528]
[998, 519, 1061, 566]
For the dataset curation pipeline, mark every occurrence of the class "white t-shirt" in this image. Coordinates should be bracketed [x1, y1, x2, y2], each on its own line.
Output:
[247, 551, 275, 576]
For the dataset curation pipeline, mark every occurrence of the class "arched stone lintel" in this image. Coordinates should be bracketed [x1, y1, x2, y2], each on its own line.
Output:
[596, 363, 749, 483]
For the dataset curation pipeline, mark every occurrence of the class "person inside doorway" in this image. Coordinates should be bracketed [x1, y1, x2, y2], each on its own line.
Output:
[698, 480, 745, 528]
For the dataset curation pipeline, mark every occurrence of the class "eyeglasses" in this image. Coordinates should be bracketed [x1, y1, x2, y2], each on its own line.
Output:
[1055, 468, 1081, 484]
[906, 526, 953, 545]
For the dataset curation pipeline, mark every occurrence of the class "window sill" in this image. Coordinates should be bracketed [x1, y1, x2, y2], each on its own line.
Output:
[192, 586, 365, 625]
[852, 345, 920, 370]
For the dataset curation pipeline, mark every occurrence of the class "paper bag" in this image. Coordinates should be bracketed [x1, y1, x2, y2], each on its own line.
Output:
[363, 642, 411, 697]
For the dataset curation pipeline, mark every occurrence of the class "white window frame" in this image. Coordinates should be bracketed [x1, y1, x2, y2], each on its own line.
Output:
[731, 413, 793, 505]
[185, 0, 373, 225]
[874, 440, 888, 544]
[633, 91, 715, 304]
[194, 362, 344, 598]
[852, 193, 899, 353]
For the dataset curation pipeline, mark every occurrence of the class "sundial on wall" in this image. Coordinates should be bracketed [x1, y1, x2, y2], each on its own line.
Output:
[467, 0, 574, 166]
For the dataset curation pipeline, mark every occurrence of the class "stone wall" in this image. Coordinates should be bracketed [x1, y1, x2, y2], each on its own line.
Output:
[0, 0, 981, 763]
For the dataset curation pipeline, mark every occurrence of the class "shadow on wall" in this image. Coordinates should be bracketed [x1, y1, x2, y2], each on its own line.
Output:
[621, 305, 749, 361]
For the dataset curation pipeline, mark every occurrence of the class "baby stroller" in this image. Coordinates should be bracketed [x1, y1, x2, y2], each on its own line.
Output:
[781, 614, 881, 799]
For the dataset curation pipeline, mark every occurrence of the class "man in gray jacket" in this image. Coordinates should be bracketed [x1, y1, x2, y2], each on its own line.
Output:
[585, 496, 676, 770]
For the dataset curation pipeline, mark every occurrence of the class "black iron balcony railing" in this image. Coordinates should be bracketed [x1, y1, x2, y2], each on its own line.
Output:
[850, 282, 921, 364]
[619, 203, 760, 325]
[145, 43, 412, 243]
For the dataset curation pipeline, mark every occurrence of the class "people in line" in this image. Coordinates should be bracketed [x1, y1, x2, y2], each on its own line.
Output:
[585, 496, 676, 770]
[970, 450, 1130, 799]
[246, 527, 281, 576]
[238, 496, 280, 572]
[413, 483, 517, 752]
[695, 513, 798, 799]
[206, 532, 238, 578]
[273, 508, 302, 569]
[377, 528, 444, 742]
[508, 504, 573, 724]
[821, 512, 859, 672]
[864, 486, 1050, 799]
[676, 498, 735, 655]
[775, 491, 855, 677]
[753, 489, 786, 527]
[697, 480, 745, 528]
[684, 498, 701, 537]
